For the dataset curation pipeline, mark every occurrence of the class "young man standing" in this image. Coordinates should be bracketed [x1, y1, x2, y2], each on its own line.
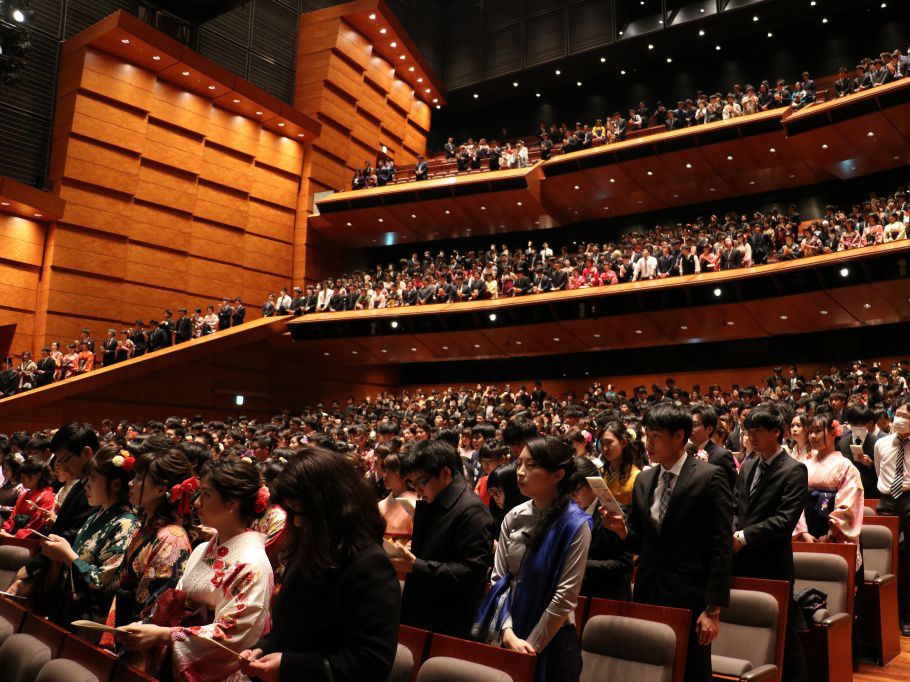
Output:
[397, 439, 493, 638]
[605, 402, 732, 682]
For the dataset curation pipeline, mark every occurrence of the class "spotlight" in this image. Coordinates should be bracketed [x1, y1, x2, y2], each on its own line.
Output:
[713, 288, 722, 297]
[839, 267, 849, 278]
[390, 320, 399, 329]
[488, 313, 497, 322]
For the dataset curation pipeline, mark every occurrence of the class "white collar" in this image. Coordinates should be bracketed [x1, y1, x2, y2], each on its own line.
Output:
[659, 451, 688, 477]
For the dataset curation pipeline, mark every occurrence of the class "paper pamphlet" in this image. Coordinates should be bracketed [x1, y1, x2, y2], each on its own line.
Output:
[586, 476, 626, 518]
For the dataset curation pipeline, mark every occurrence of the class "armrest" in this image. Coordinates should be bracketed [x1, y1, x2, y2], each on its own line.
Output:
[812, 608, 831, 624]
[820, 612, 850, 630]
[741, 664, 779, 682]
[874, 573, 896, 586]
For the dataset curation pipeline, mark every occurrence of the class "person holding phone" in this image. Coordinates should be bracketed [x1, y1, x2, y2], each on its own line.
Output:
[838, 403, 884, 499]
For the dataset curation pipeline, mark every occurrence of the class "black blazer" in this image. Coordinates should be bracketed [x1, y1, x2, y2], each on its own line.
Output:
[582, 502, 633, 600]
[705, 440, 738, 493]
[175, 317, 194, 343]
[837, 429, 884, 499]
[625, 456, 732, 612]
[732, 452, 807, 583]
[255, 544, 400, 682]
[401, 480, 493, 638]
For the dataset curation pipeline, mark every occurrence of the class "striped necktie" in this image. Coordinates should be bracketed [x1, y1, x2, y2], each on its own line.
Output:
[658, 471, 674, 525]
[750, 460, 770, 498]
[892, 436, 906, 500]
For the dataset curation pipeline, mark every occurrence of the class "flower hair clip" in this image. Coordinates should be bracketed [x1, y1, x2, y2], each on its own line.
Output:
[169, 476, 199, 515]
[253, 487, 270, 514]
[241, 456, 253, 465]
[112, 450, 136, 472]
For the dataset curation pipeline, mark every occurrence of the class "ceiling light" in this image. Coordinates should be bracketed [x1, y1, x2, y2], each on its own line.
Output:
[445, 210, 450, 214]
[390, 41, 397, 47]
[473, 93, 479, 99]
[715, 45, 722, 51]
[753, 15, 759, 22]
[152, 55, 161, 61]
[441, 346, 448, 351]
[181, 71, 190, 76]
[255, 111, 263, 115]
[576, 81, 582, 87]
[390, 321, 399, 329]
[822, 17, 828, 23]
[555, 69, 561, 75]
[767, 32, 773, 38]
[207, 85, 216, 90]
[33, 213, 42, 217]
[12, 8, 25, 22]
[685, 163, 692, 169]
[726, 321, 735, 326]
[593, 333, 601, 338]
[473, 344, 481, 348]
[435, 105, 440, 109]
[432, 98, 438, 103]
[574, 185, 580, 190]
[635, 329, 643, 334]
[600, 57, 606, 63]
[232, 98, 240, 103]
[666, 57, 672, 63]
[698, 30, 705, 36]
[369, 13, 376, 19]
[121, 39, 130, 44]
[535, 93, 540, 97]
[410, 214, 416, 218]
[516, 201, 523, 206]
[863, 303, 872, 309]
[513, 81, 519, 87]
[819, 310, 828, 315]
[297, 133, 304, 137]
[381, 349, 388, 353]
[647, 171, 653, 176]
[867, 131, 874, 137]
[424, 88, 430, 93]
[346, 222, 352, 226]
[620, 69, 626, 75]
[515, 340, 523, 345]
[0, 202, 9, 206]
[769, 147, 776, 153]
[647, 44, 654, 50]
[480, 206, 486, 210]
[379, 28, 387, 34]
[323, 352, 330, 356]
[408, 66, 415, 72]
[377, 218, 383, 223]
[618, 31, 623, 36]
[713, 288, 722, 297]
[488, 313, 497, 322]
[399, 55, 406, 60]
[417, 77, 423, 82]
[553, 337, 560, 342]
[278, 122, 285, 127]
[410, 347, 417, 352]
[839, 267, 849, 277]
[780, 315, 788, 320]
[710, 187, 716, 192]
[681, 325, 688, 331]
[609, 178, 615, 183]
[351, 350, 358, 355]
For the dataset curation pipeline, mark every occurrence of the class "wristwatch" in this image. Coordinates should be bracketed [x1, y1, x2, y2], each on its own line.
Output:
[705, 605, 721, 615]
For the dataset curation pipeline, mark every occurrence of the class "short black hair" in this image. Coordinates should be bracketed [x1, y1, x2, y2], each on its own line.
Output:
[49, 422, 99, 457]
[844, 404, 874, 426]
[743, 403, 787, 443]
[401, 438, 460, 479]
[690, 403, 719, 434]
[471, 423, 496, 441]
[642, 403, 692, 443]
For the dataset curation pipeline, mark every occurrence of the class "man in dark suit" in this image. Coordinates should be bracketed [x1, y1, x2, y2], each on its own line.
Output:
[162, 310, 175, 345]
[0, 357, 19, 396]
[605, 402, 732, 682]
[414, 155, 428, 181]
[232, 297, 245, 326]
[148, 320, 170, 352]
[690, 403, 738, 491]
[35, 347, 57, 387]
[302, 286, 318, 314]
[175, 308, 193, 344]
[799, 71, 816, 104]
[834, 67, 853, 98]
[218, 298, 233, 331]
[443, 137, 456, 159]
[733, 404, 809, 681]
[397, 439, 493, 638]
[838, 403, 885, 499]
[11, 423, 98, 604]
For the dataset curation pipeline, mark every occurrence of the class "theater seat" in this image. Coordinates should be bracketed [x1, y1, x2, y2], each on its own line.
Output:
[0, 545, 30, 590]
[416, 657, 512, 682]
[794, 552, 852, 682]
[860, 524, 900, 665]
[0, 597, 27, 647]
[0, 633, 53, 682]
[711, 589, 779, 682]
[36, 659, 99, 682]
[580, 614, 676, 682]
[861, 506, 874, 517]
[385, 643, 414, 682]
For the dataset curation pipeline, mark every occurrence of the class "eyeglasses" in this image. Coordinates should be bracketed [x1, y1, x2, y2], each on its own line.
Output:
[411, 475, 434, 490]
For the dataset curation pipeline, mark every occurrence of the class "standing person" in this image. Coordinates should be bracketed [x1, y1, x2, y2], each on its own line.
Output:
[397, 439, 493, 638]
[218, 298, 234, 331]
[473, 437, 591, 682]
[239, 448, 400, 682]
[276, 288, 293, 315]
[120, 458, 273, 681]
[101, 329, 118, 366]
[34, 347, 57, 387]
[874, 397, 910, 636]
[603, 402, 733, 682]
[17, 351, 37, 391]
[75, 341, 94, 374]
[377, 450, 417, 536]
[231, 297, 245, 327]
[599, 420, 641, 506]
[732, 403, 809, 682]
[115, 331, 134, 363]
[175, 308, 194, 344]
[147, 321, 169, 353]
[838, 403, 884, 499]
[690, 404, 738, 491]
[262, 293, 276, 318]
[130, 322, 147, 358]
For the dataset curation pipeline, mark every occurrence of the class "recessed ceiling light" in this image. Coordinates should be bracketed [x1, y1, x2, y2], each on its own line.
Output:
[753, 15, 759, 22]
[576, 81, 582, 86]
[181, 71, 190, 76]
[432, 98, 438, 103]
[555, 69, 561, 75]
[379, 28, 387, 34]
[647, 171, 653, 176]
[346, 222, 352, 226]
[121, 39, 130, 44]
[488, 313, 497, 322]
[381, 349, 388, 353]
[424, 88, 430, 93]
[391, 321, 399, 329]
[377, 218, 383, 223]
[369, 13, 376, 19]
[715, 45, 722, 51]
[698, 30, 705, 36]
[618, 31, 623, 36]
[513, 82, 519, 87]
[600, 57, 606, 63]
[278, 122, 285, 127]
[666, 57, 672, 63]
[435, 105, 441, 109]
[681, 325, 688, 331]
[152, 55, 161, 61]
[410, 214, 416, 218]
[553, 337, 560, 342]
[410, 347, 417, 352]
[822, 17, 828, 23]
[867, 131, 875, 137]
[473, 93, 479, 98]
[255, 111, 263, 115]
[574, 185, 580, 190]
[749, 181, 755, 185]
[0, 202, 9, 206]
[609, 178, 615, 183]
[769, 147, 776, 153]
[207, 85, 216, 90]
[819, 309, 828, 315]
[408, 66, 415, 72]
[635, 329, 643, 334]
[620, 69, 626, 75]
[516, 201, 522, 206]
[351, 350, 358, 354]
[685, 163, 692, 169]
[535, 93, 541, 97]
[33, 213, 42, 217]
[710, 187, 716, 192]
[480, 206, 486, 210]
[441, 346, 448, 350]
[297, 133, 304, 137]
[713, 288, 722, 297]
[780, 315, 788, 320]
[399, 55, 406, 60]
[445, 210, 450, 214]
[473, 344, 480, 348]
[647, 43, 654, 50]
[822, 144, 829, 149]
[390, 41, 397, 47]
[232, 98, 240, 103]
[767, 32, 773, 38]
[839, 267, 849, 277]
[323, 352, 330, 356]
[593, 333, 601, 338]
[863, 303, 872, 309]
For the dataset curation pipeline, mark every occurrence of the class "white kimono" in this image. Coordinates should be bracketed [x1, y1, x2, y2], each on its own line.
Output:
[170, 531, 273, 682]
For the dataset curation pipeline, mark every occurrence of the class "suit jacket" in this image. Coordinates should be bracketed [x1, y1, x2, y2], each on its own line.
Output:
[148, 327, 170, 352]
[175, 317, 194, 343]
[626, 456, 732, 612]
[705, 440, 738, 492]
[401, 480, 493, 638]
[26, 479, 95, 579]
[838, 429, 885, 498]
[415, 161, 428, 179]
[262, 301, 275, 317]
[255, 544, 399, 682]
[232, 305, 246, 326]
[732, 452, 808, 583]
[582, 502, 633, 600]
[35, 358, 56, 386]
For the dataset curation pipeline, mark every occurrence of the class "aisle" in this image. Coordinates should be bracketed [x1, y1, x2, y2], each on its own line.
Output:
[855, 637, 910, 681]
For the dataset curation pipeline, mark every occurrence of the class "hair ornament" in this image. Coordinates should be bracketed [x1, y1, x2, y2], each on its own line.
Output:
[626, 428, 638, 442]
[112, 451, 136, 472]
[241, 456, 253, 465]
[169, 476, 199, 515]
[253, 486, 270, 514]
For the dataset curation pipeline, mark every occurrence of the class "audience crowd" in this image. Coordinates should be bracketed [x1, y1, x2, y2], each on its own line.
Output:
[1, 357, 909, 681]
[298, 181, 909, 312]
[346, 46, 910, 189]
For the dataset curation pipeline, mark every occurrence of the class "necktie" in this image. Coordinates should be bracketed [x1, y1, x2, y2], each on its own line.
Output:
[750, 461, 769, 498]
[892, 436, 906, 500]
[658, 471, 674, 525]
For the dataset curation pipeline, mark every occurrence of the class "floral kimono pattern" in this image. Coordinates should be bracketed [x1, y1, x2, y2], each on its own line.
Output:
[171, 530, 273, 682]
[249, 504, 287, 572]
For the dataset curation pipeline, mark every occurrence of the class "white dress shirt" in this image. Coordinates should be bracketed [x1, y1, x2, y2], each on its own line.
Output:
[633, 255, 658, 281]
[649, 452, 688, 525]
[874, 433, 910, 497]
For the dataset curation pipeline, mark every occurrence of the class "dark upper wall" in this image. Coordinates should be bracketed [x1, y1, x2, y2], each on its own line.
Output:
[429, 6, 910, 150]
[0, 0, 443, 187]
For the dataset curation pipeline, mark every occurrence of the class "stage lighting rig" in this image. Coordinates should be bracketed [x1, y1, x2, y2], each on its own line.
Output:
[0, 0, 32, 86]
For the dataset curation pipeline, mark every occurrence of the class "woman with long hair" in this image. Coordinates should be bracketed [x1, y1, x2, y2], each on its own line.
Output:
[239, 447, 400, 682]
[120, 457, 273, 681]
[787, 414, 812, 461]
[473, 436, 592, 682]
[252, 457, 289, 572]
[104, 448, 196, 672]
[0, 453, 26, 521]
[40, 444, 141, 625]
[599, 421, 640, 506]
[376, 450, 417, 536]
[0, 456, 54, 538]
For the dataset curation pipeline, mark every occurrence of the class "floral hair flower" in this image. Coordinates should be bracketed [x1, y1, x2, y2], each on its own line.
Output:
[169, 476, 199, 515]
[253, 487, 270, 514]
[581, 429, 593, 443]
[112, 451, 136, 472]
[831, 419, 844, 438]
[241, 456, 253, 465]
[626, 428, 638, 442]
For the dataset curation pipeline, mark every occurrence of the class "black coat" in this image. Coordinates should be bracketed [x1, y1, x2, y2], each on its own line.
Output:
[35, 357, 56, 386]
[582, 502, 633, 600]
[175, 317, 194, 343]
[148, 326, 170, 352]
[625, 456, 733, 612]
[732, 451, 808, 583]
[232, 305, 246, 326]
[255, 544, 400, 682]
[401, 480, 493, 638]
[27, 479, 94, 581]
[838, 429, 885, 499]
[705, 440, 738, 493]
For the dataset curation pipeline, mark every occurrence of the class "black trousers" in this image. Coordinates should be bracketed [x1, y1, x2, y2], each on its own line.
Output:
[543, 624, 582, 682]
[877, 494, 910, 621]
[684, 611, 713, 682]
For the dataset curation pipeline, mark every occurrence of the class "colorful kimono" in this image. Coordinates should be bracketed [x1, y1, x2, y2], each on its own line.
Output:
[67, 502, 141, 623]
[1, 485, 55, 538]
[795, 451, 864, 568]
[249, 504, 287, 571]
[171, 530, 273, 682]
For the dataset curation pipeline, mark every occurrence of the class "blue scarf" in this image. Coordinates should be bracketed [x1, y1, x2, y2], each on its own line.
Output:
[473, 501, 592, 681]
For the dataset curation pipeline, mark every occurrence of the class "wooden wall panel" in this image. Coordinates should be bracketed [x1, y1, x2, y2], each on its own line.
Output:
[0, 215, 43, 358]
[29, 43, 306, 355]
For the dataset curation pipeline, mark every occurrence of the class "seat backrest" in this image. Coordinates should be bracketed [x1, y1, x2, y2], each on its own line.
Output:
[427, 633, 535, 682]
[794, 552, 848, 614]
[712, 589, 779, 668]
[861, 525, 892, 577]
[580, 614, 676, 682]
[35, 659, 100, 682]
[417, 657, 512, 682]
[0, 545, 30, 591]
[385, 643, 414, 682]
[862, 506, 874, 517]
[0, 633, 53, 682]
[0, 597, 27, 646]
[57, 634, 118, 681]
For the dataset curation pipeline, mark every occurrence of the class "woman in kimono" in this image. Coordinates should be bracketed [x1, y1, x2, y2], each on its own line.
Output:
[104, 448, 195, 673]
[40, 444, 141, 625]
[787, 414, 813, 462]
[120, 457, 273, 682]
[50, 341, 64, 381]
[251, 458, 288, 574]
[0, 456, 54, 538]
